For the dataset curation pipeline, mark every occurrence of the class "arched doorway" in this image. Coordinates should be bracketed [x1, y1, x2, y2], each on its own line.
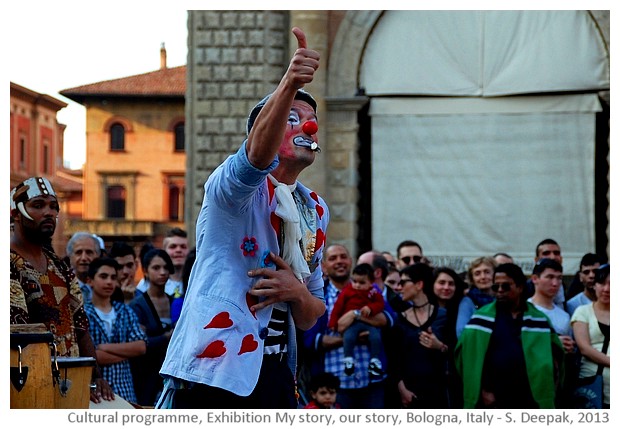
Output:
[328, 10, 609, 270]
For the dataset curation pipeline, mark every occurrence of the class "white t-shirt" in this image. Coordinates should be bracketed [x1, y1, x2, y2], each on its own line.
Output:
[94, 306, 117, 337]
[566, 292, 592, 316]
[527, 298, 572, 336]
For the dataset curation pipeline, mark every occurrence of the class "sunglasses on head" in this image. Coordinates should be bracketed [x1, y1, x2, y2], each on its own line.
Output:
[491, 282, 513, 292]
[401, 255, 422, 265]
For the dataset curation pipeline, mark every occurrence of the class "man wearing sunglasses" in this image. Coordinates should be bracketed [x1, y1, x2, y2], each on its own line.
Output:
[455, 263, 565, 409]
[566, 253, 605, 316]
[395, 240, 424, 270]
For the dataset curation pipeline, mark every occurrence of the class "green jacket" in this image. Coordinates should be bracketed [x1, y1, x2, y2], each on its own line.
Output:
[454, 301, 565, 408]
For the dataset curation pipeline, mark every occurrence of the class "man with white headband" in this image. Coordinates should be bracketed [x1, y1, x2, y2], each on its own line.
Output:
[10, 177, 114, 404]
[158, 27, 329, 408]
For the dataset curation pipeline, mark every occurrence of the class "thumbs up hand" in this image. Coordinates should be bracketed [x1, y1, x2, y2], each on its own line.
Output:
[284, 27, 320, 90]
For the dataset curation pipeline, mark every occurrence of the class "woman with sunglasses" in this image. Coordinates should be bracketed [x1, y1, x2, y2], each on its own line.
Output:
[455, 256, 497, 338]
[455, 263, 565, 409]
[385, 263, 451, 408]
[571, 264, 610, 408]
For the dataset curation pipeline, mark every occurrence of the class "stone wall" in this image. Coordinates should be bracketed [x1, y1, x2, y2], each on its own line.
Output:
[185, 11, 290, 243]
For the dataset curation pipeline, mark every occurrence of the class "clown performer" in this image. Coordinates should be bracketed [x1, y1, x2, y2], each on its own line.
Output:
[157, 27, 329, 409]
[10, 177, 114, 404]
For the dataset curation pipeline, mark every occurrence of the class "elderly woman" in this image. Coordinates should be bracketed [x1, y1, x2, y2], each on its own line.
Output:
[455, 256, 497, 337]
[455, 263, 565, 408]
[571, 264, 610, 408]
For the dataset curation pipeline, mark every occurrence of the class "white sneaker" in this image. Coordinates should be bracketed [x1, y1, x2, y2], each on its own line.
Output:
[344, 357, 355, 376]
[368, 358, 383, 378]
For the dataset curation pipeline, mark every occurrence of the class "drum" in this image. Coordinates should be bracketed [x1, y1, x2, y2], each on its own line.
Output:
[10, 324, 55, 409]
[10, 324, 95, 409]
[53, 357, 96, 409]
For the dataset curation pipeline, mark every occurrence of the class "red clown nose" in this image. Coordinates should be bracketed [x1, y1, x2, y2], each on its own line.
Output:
[302, 121, 318, 135]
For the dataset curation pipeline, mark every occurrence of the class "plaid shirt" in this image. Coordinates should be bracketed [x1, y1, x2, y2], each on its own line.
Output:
[324, 283, 386, 389]
[85, 301, 146, 403]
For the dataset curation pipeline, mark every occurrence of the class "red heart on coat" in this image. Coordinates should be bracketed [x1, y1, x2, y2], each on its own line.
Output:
[196, 340, 226, 358]
[204, 312, 234, 329]
[315, 204, 324, 219]
[314, 228, 325, 252]
[238, 334, 258, 355]
[270, 212, 281, 235]
[246, 293, 258, 319]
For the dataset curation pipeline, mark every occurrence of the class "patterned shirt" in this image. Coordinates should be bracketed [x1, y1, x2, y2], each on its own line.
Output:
[324, 282, 373, 389]
[10, 248, 88, 357]
[84, 301, 146, 403]
[79, 280, 92, 304]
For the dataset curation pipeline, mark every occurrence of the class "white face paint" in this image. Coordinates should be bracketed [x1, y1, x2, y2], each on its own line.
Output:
[287, 110, 301, 127]
[289, 109, 321, 152]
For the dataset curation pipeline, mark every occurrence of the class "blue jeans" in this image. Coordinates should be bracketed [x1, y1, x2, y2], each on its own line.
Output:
[343, 321, 382, 360]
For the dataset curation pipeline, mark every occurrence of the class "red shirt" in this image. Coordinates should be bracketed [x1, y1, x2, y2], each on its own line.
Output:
[328, 284, 384, 330]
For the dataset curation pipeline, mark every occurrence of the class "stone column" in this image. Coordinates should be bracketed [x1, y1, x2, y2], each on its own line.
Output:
[324, 96, 368, 258]
[289, 11, 328, 196]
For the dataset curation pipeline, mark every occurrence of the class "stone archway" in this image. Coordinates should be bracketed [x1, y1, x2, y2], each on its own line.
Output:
[323, 10, 610, 261]
[323, 11, 382, 256]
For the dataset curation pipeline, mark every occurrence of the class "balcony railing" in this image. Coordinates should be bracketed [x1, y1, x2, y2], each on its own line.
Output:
[64, 219, 154, 237]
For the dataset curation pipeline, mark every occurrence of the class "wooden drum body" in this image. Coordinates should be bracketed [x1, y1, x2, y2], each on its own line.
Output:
[53, 357, 96, 409]
[10, 326, 55, 409]
[10, 324, 95, 409]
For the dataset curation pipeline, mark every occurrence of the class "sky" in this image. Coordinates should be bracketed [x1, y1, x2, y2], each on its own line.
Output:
[6, 5, 189, 169]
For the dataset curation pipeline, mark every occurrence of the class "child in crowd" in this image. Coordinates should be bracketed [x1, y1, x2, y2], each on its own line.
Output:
[328, 263, 385, 377]
[84, 257, 147, 404]
[304, 372, 341, 409]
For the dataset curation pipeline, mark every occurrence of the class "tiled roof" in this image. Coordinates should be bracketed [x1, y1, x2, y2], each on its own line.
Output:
[55, 170, 83, 192]
[60, 65, 186, 100]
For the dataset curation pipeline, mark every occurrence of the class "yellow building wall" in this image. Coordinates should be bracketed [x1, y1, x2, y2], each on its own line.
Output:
[83, 99, 185, 222]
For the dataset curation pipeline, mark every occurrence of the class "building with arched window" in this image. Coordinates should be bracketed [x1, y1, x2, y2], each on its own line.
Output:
[60, 46, 186, 250]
